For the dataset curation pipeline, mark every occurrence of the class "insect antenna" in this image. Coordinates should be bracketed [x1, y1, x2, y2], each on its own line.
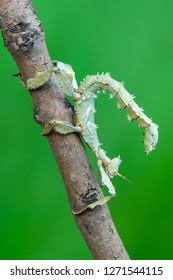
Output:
[117, 173, 133, 184]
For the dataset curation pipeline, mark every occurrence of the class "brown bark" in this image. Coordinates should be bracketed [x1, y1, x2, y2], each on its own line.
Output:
[0, 0, 130, 259]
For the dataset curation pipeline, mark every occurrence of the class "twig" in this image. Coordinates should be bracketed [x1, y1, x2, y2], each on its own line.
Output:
[0, 0, 130, 260]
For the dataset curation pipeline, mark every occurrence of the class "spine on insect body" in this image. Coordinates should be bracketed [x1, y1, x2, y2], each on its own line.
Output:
[78, 73, 158, 154]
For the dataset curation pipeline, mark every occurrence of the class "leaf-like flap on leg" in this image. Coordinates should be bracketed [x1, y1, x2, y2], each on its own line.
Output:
[72, 195, 115, 215]
[26, 68, 53, 90]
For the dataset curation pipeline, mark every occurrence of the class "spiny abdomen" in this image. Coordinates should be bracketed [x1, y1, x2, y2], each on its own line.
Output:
[78, 73, 158, 154]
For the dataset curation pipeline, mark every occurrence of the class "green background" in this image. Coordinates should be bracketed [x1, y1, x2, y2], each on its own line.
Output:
[0, 0, 172, 260]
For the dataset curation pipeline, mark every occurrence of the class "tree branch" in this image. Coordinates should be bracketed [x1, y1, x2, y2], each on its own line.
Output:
[0, 0, 130, 260]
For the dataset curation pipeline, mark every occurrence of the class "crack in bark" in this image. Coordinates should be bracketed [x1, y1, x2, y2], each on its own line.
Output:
[85, 223, 93, 236]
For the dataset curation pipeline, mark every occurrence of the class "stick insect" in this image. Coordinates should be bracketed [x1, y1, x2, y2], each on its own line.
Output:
[24, 61, 158, 213]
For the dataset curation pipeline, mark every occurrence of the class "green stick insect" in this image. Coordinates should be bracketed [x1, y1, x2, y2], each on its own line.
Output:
[24, 61, 158, 213]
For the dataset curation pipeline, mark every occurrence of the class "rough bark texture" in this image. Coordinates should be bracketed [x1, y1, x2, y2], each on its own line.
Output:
[0, 0, 130, 260]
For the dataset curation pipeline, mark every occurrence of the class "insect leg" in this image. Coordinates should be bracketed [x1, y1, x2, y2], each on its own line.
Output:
[42, 120, 81, 136]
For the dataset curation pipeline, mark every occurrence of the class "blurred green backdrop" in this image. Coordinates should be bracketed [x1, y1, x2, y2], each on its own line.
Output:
[0, 0, 172, 260]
